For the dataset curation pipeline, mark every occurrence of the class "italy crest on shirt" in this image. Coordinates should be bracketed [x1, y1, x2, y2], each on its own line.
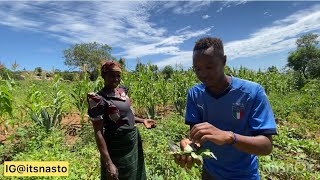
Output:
[232, 103, 245, 120]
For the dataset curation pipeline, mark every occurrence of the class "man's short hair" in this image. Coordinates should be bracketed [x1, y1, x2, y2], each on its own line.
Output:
[193, 37, 224, 57]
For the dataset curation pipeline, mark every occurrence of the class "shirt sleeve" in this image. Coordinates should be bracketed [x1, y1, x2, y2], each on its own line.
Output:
[185, 89, 202, 126]
[249, 85, 277, 136]
[87, 92, 106, 121]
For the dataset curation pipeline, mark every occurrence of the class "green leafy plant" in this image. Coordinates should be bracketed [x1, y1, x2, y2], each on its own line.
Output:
[168, 142, 216, 164]
[28, 75, 66, 132]
[0, 75, 15, 133]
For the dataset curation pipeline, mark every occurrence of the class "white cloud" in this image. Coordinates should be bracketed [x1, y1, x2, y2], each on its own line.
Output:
[264, 11, 272, 17]
[176, 26, 191, 33]
[121, 27, 212, 58]
[0, 1, 167, 48]
[202, 15, 210, 19]
[217, 0, 247, 13]
[217, 7, 223, 13]
[225, 4, 320, 60]
[1, 1, 319, 70]
[156, 4, 320, 68]
[173, 1, 211, 15]
[155, 51, 192, 68]
[156, 1, 211, 15]
[0, 1, 212, 61]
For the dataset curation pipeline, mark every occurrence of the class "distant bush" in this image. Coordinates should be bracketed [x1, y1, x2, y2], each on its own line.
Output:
[58, 71, 85, 81]
[59, 72, 74, 81]
[0, 68, 13, 80]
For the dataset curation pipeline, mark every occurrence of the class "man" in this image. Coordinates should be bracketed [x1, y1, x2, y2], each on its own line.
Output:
[175, 37, 277, 180]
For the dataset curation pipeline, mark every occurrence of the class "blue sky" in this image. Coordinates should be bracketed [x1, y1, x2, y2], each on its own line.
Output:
[0, 1, 320, 72]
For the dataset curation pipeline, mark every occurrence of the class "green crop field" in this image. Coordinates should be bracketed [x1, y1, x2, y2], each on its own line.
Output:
[0, 65, 319, 180]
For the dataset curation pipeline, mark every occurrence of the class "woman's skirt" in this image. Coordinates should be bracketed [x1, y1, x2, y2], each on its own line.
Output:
[101, 126, 146, 180]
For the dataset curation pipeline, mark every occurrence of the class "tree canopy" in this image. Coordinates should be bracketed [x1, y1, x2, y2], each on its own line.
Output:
[287, 33, 320, 79]
[64, 42, 113, 73]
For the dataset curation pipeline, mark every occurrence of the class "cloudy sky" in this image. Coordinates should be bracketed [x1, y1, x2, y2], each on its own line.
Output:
[0, 1, 320, 71]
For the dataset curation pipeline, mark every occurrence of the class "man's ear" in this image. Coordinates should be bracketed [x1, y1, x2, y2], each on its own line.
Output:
[223, 55, 227, 66]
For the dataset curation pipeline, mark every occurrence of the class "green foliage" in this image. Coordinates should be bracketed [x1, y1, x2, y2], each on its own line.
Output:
[60, 71, 77, 81]
[287, 33, 320, 79]
[267, 65, 278, 73]
[296, 33, 319, 48]
[171, 69, 198, 116]
[139, 115, 201, 179]
[0, 67, 13, 80]
[161, 65, 174, 80]
[0, 124, 100, 180]
[11, 60, 19, 72]
[0, 76, 16, 134]
[1, 63, 320, 179]
[34, 67, 43, 76]
[63, 42, 113, 75]
[169, 142, 216, 164]
[71, 74, 103, 125]
[132, 64, 160, 119]
[0, 76, 14, 117]
[119, 57, 126, 70]
[27, 75, 66, 132]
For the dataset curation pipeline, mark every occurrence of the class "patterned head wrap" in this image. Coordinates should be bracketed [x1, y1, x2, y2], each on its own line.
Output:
[101, 61, 122, 76]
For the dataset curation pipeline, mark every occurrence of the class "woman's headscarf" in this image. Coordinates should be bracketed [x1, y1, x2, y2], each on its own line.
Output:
[101, 61, 122, 77]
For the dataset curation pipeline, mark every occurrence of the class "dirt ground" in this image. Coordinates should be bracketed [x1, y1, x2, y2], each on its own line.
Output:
[0, 106, 175, 145]
[0, 112, 89, 145]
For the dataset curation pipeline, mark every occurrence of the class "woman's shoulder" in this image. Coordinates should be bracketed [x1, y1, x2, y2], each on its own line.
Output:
[118, 85, 129, 94]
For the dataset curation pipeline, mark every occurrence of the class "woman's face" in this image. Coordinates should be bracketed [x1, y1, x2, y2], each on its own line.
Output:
[103, 71, 121, 88]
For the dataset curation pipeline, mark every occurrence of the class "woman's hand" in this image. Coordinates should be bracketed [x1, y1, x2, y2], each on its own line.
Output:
[143, 119, 157, 129]
[106, 163, 119, 180]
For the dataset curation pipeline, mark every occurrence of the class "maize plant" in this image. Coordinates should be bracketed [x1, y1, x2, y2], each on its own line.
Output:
[232, 67, 296, 95]
[154, 74, 173, 107]
[0, 75, 15, 134]
[28, 75, 66, 132]
[171, 69, 198, 117]
[137, 65, 160, 119]
[71, 74, 103, 126]
[26, 84, 45, 117]
[124, 64, 161, 119]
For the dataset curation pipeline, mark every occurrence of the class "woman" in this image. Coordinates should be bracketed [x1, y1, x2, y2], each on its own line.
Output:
[87, 61, 156, 180]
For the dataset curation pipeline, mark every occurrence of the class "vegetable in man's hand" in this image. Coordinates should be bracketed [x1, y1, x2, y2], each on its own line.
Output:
[169, 141, 217, 165]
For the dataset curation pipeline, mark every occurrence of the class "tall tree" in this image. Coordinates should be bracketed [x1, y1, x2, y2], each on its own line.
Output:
[161, 65, 174, 79]
[149, 64, 158, 73]
[287, 33, 320, 79]
[64, 42, 113, 79]
[35, 67, 42, 76]
[119, 57, 126, 70]
[296, 33, 319, 49]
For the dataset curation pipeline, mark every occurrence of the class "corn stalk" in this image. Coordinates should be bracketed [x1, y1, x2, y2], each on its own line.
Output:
[0, 75, 15, 134]
[28, 75, 66, 132]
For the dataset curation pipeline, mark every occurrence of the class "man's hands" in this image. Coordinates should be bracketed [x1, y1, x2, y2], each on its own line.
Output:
[174, 122, 234, 169]
[106, 163, 119, 180]
[174, 138, 201, 169]
[189, 122, 234, 145]
[143, 119, 157, 129]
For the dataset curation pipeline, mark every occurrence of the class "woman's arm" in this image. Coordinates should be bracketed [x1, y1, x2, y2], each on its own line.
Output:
[91, 120, 119, 180]
[134, 116, 157, 129]
[134, 116, 146, 123]
[92, 120, 113, 165]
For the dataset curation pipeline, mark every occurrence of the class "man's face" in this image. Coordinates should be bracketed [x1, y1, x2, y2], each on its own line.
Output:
[192, 53, 226, 88]
[103, 71, 121, 88]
